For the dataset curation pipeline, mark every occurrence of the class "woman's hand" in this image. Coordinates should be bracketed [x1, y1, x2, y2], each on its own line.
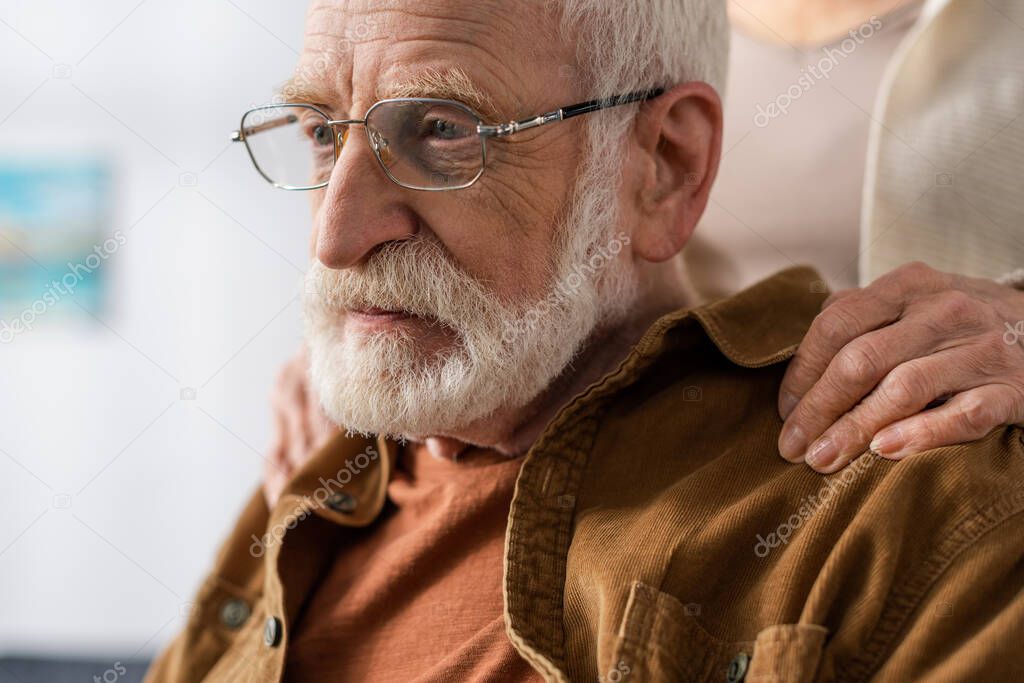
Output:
[263, 345, 340, 507]
[778, 262, 1024, 473]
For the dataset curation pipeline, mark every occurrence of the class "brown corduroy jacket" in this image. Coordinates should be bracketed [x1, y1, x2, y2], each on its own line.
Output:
[145, 266, 1024, 683]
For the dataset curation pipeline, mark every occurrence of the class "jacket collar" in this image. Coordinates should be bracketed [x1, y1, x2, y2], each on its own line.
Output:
[688, 265, 828, 368]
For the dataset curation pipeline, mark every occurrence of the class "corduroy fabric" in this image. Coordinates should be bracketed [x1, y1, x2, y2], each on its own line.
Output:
[145, 266, 1024, 682]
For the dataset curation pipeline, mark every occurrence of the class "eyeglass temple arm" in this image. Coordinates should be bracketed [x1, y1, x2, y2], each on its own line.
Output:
[230, 113, 300, 142]
[477, 88, 665, 138]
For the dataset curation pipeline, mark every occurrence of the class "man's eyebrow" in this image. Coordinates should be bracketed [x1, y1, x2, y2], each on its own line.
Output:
[276, 77, 298, 98]
[276, 76, 324, 104]
[376, 67, 504, 121]
[274, 67, 506, 122]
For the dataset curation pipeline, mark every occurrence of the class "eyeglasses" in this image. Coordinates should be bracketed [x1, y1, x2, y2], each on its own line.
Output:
[230, 88, 664, 192]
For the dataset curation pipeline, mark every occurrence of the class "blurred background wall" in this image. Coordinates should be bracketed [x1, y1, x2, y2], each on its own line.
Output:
[0, 0, 313, 670]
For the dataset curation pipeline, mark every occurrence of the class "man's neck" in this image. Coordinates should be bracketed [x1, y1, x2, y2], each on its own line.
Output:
[413, 269, 690, 459]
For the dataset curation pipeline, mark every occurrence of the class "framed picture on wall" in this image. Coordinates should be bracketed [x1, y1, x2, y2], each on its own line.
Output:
[0, 158, 114, 341]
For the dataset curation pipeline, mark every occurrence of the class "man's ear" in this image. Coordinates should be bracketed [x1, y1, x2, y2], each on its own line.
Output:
[627, 81, 723, 263]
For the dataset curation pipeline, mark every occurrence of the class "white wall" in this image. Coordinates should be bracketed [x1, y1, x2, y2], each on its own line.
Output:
[0, 0, 312, 658]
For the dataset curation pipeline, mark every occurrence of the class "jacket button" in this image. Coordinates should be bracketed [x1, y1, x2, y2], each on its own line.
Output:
[219, 598, 250, 629]
[263, 616, 282, 647]
[726, 652, 749, 682]
[326, 491, 357, 513]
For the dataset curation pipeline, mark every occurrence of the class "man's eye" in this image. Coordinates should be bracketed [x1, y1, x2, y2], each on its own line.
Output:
[429, 118, 466, 140]
[310, 124, 333, 147]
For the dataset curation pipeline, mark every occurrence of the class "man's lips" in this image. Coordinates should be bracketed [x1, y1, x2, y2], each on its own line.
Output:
[336, 304, 452, 335]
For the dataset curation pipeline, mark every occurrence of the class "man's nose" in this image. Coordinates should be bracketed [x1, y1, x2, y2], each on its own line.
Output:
[313, 128, 418, 269]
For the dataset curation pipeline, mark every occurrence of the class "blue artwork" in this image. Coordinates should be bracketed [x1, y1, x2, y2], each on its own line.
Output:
[0, 160, 113, 336]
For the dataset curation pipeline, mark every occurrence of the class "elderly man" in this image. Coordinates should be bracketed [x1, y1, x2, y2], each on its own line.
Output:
[146, 0, 1024, 681]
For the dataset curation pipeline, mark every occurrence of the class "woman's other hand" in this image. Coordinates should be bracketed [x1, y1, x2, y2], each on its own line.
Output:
[264, 345, 340, 507]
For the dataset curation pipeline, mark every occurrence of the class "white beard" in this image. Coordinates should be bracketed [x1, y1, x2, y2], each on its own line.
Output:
[303, 150, 638, 440]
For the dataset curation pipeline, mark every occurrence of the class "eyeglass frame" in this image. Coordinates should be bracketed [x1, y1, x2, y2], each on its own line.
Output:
[230, 87, 666, 192]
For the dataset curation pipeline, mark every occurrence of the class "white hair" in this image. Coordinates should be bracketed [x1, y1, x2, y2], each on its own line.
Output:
[554, 0, 728, 182]
[551, 0, 729, 278]
[559, 0, 729, 99]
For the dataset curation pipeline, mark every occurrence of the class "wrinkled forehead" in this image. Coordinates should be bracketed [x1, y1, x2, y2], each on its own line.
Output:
[293, 0, 572, 120]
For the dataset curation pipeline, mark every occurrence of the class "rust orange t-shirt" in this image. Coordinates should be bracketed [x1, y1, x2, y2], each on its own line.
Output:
[283, 440, 543, 682]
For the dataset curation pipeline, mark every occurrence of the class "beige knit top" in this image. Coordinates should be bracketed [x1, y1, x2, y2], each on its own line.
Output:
[682, 0, 1024, 302]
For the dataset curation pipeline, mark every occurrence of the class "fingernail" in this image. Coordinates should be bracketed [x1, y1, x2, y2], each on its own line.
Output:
[779, 391, 799, 419]
[805, 437, 837, 469]
[870, 427, 903, 456]
[779, 425, 807, 461]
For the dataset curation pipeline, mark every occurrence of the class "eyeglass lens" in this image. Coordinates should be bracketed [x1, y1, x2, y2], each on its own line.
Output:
[241, 100, 485, 191]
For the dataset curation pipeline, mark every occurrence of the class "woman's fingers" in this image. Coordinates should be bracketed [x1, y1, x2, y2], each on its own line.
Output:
[778, 262, 951, 420]
[792, 346, 979, 473]
[774, 260, 1024, 473]
[796, 314, 1024, 473]
[308, 388, 340, 450]
[263, 410, 294, 508]
[777, 315, 950, 462]
[870, 383, 1024, 460]
[778, 288, 903, 419]
[263, 458, 292, 509]
[264, 348, 317, 507]
[285, 370, 313, 470]
[262, 346, 342, 510]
